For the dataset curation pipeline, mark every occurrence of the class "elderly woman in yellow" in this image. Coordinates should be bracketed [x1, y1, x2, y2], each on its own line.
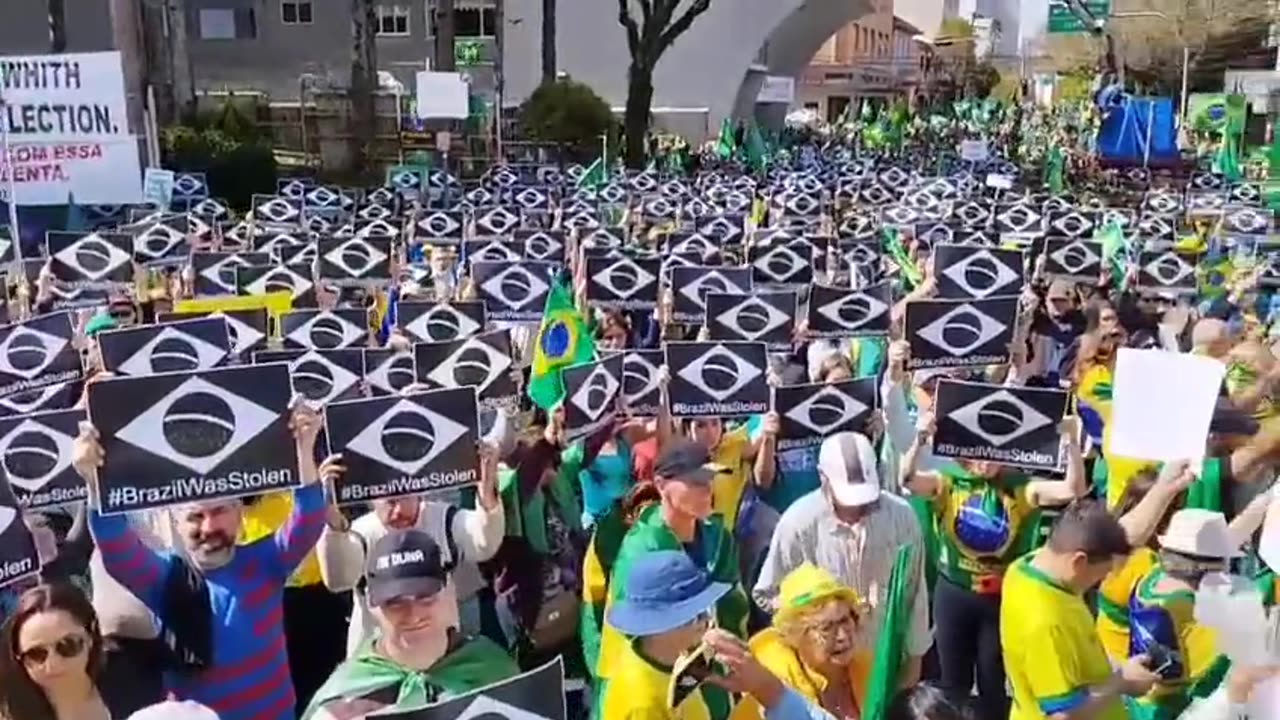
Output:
[731, 564, 869, 720]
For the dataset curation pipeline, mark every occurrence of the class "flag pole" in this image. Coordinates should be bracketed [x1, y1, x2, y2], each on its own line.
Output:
[0, 97, 23, 266]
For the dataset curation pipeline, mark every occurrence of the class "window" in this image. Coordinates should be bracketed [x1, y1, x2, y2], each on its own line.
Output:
[199, 8, 256, 39]
[376, 5, 410, 35]
[454, 7, 496, 37]
[281, 1, 312, 24]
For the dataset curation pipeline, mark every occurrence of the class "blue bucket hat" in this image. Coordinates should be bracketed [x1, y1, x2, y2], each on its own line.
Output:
[606, 550, 731, 637]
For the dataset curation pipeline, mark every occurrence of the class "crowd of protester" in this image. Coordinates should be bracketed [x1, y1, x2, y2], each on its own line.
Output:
[2, 122, 1280, 720]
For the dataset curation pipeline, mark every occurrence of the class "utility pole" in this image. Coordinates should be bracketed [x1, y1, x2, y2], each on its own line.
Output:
[48, 0, 67, 52]
[434, 0, 457, 72]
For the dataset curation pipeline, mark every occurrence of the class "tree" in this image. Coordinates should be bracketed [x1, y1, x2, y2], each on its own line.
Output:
[616, 0, 713, 167]
[350, 0, 378, 174]
[1040, 0, 1273, 95]
[48, 0, 66, 52]
[519, 79, 613, 161]
[542, 0, 557, 84]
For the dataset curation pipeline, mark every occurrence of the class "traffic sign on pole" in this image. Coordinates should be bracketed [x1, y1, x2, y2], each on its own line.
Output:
[1048, 0, 1110, 33]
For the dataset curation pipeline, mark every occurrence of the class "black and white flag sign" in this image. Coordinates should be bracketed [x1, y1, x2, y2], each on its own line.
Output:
[325, 387, 480, 506]
[933, 380, 1068, 470]
[807, 283, 892, 339]
[253, 349, 365, 408]
[87, 363, 300, 514]
[0, 381, 82, 419]
[562, 354, 624, 441]
[670, 267, 755, 325]
[665, 341, 769, 418]
[46, 231, 134, 288]
[364, 349, 416, 397]
[375, 656, 566, 720]
[318, 237, 393, 285]
[398, 301, 487, 343]
[933, 245, 1025, 300]
[585, 256, 661, 310]
[1138, 250, 1198, 295]
[472, 261, 557, 323]
[236, 263, 317, 307]
[1042, 238, 1103, 282]
[158, 309, 270, 359]
[0, 313, 84, 399]
[774, 378, 878, 450]
[0, 408, 86, 510]
[620, 350, 664, 417]
[905, 298, 1018, 370]
[280, 309, 368, 350]
[191, 252, 271, 296]
[0, 479, 39, 589]
[414, 330, 519, 410]
[705, 291, 796, 350]
[98, 318, 231, 376]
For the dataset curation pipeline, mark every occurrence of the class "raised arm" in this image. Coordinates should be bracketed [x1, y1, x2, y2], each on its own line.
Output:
[271, 404, 327, 577]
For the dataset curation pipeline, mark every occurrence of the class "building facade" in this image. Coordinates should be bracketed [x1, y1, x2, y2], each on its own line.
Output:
[796, 3, 928, 122]
[1, 0, 887, 143]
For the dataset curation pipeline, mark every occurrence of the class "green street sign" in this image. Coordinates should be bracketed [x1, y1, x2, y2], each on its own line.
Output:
[1048, 0, 1109, 33]
[455, 40, 483, 67]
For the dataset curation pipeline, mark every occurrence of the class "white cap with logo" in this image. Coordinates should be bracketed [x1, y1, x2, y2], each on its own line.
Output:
[817, 431, 881, 507]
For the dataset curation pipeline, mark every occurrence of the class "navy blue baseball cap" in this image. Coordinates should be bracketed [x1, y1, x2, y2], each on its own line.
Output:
[606, 550, 731, 636]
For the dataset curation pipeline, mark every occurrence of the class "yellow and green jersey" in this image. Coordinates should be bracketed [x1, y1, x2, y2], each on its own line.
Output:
[1126, 567, 1229, 720]
[597, 642, 718, 720]
[933, 470, 1039, 594]
[1001, 555, 1125, 720]
[1096, 547, 1158, 664]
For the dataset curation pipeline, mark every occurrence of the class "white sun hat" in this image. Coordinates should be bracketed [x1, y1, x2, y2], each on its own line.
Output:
[1158, 509, 1242, 559]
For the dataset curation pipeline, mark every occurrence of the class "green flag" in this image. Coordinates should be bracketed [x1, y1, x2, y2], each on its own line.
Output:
[1214, 94, 1247, 183]
[715, 118, 735, 160]
[1045, 146, 1065, 194]
[861, 546, 913, 720]
[745, 124, 768, 174]
[1096, 219, 1127, 287]
[577, 157, 607, 190]
[882, 227, 921, 289]
[527, 278, 596, 410]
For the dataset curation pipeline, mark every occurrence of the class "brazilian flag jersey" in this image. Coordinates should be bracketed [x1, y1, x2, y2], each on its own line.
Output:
[590, 505, 749, 720]
[932, 469, 1039, 594]
[1126, 567, 1229, 720]
[1096, 548, 1159, 664]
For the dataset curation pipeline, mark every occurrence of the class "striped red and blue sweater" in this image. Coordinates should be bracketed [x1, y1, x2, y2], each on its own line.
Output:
[89, 484, 326, 720]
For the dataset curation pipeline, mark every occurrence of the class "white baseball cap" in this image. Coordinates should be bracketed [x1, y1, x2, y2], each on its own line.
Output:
[817, 432, 881, 507]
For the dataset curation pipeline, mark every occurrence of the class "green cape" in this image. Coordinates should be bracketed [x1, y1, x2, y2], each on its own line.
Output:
[302, 635, 518, 719]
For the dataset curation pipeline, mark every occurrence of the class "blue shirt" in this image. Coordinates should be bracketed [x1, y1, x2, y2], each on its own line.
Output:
[767, 688, 837, 720]
[747, 414, 820, 513]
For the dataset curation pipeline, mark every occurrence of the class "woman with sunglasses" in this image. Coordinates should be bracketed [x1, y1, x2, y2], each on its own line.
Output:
[0, 582, 125, 720]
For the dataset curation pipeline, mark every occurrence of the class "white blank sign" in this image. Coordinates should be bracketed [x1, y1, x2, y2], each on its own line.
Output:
[414, 72, 469, 120]
[1110, 348, 1224, 464]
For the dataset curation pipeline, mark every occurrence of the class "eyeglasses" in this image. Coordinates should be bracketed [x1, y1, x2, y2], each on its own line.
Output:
[804, 610, 859, 643]
[19, 633, 88, 665]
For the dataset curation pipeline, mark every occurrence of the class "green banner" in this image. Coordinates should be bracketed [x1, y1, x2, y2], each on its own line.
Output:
[1048, 0, 1109, 33]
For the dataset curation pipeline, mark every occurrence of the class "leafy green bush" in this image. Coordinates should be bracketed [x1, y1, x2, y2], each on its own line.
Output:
[518, 79, 614, 162]
[162, 99, 276, 210]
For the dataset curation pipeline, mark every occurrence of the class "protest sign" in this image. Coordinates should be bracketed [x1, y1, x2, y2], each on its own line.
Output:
[0, 408, 85, 510]
[325, 387, 479, 505]
[0, 52, 142, 204]
[933, 380, 1069, 470]
[665, 341, 769, 418]
[87, 363, 299, 514]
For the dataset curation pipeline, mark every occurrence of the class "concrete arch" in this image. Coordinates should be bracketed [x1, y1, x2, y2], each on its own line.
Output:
[502, 0, 874, 140]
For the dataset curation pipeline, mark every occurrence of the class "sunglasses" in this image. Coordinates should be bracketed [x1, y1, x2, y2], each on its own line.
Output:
[19, 633, 87, 665]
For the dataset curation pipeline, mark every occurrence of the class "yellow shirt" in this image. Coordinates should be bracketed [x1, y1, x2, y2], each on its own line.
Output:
[599, 643, 716, 720]
[711, 427, 751, 528]
[730, 628, 870, 720]
[238, 490, 323, 587]
[1001, 555, 1124, 720]
[1096, 548, 1158, 664]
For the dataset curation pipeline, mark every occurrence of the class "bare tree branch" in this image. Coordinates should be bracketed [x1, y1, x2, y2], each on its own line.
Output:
[617, 0, 641, 57]
[657, 0, 711, 55]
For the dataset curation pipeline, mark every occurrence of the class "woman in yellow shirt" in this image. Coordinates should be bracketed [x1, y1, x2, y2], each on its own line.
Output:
[732, 564, 870, 720]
